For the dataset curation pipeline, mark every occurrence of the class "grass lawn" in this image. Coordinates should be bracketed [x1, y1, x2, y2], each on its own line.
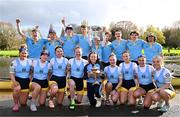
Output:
[0, 49, 180, 57]
[0, 50, 19, 57]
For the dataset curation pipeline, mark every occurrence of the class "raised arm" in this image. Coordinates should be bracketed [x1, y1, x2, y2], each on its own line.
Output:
[60, 17, 66, 37]
[16, 19, 26, 38]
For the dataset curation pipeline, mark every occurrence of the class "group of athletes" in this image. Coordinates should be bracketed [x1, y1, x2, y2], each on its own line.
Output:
[9, 18, 176, 112]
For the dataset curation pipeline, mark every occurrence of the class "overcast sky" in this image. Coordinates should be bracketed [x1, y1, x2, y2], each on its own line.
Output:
[1, 0, 180, 37]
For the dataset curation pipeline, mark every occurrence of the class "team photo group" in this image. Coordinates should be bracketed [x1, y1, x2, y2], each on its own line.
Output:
[9, 18, 176, 113]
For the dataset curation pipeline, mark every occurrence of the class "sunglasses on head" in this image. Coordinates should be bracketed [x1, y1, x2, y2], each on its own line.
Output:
[66, 27, 73, 30]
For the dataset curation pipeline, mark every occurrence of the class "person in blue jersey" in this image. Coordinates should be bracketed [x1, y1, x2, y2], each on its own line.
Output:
[133, 55, 155, 106]
[119, 51, 138, 105]
[126, 31, 145, 64]
[67, 47, 88, 109]
[48, 46, 68, 108]
[77, 24, 92, 60]
[60, 25, 78, 60]
[84, 52, 104, 107]
[10, 44, 32, 112]
[45, 25, 61, 60]
[16, 19, 47, 59]
[91, 36, 103, 62]
[29, 50, 51, 111]
[104, 53, 122, 106]
[145, 56, 176, 112]
[143, 32, 163, 65]
[111, 30, 127, 65]
[101, 31, 113, 67]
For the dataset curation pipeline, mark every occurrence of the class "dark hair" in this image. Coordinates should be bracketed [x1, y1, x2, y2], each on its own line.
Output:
[109, 53, 116, 59]
[32, 29, 38, 32]
[146, 35, 156, 42]
[40, 50, 49, 56]
[19, 44, 27, 53]
[65, 25, 73, 32]
[81, 25, 87, 28]
[138, 54, 146, 59]
[105, 31, 112, 35]
[130, 31, 139, 36]
[55, 46, 62, 52]
[122, 50, 130, 56]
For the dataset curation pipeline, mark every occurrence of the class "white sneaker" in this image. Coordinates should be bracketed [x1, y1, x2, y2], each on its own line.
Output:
[137, 98, 143, 105]
[157, 100, 164, 108]
[158, 104, 170, 112]
[96, 98, 102, 107]
[30, 103, 37, 112]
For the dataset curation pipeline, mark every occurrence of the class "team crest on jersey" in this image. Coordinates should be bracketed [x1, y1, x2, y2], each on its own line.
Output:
[58, 65, 62, 69]
[39, 69, 43, 73]
[142, 74, 146, 78]
[76, 67, 80, 72]
[165, 73, 170, 78]
[125, 70, 129, 74]
[110, 75, 114, 79]
[22, 68, 26, 72]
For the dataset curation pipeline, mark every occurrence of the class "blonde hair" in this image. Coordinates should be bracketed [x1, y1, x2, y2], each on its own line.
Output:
[153, 55, 164, 66]
[109, 53, 117, 61]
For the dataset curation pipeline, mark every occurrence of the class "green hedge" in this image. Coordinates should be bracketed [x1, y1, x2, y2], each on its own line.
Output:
[0, 50, 19, 57]
[0, 49, 180, 57]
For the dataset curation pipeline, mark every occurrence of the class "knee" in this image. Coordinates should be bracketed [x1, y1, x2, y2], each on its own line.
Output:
[50, 85, 58, 94]
[159, 89, 167, 96]
[13, 86, 21, 92]
[34, 85, 41, 92]
[133, 91, 140, 98]
[106, 82, 112, 89]
[120, 98, 127, 104]
[152, 95, 160, 102]
[68, 81, 75, 89]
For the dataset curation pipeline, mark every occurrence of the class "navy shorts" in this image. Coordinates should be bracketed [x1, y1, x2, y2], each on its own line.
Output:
[122, 79, 135, 90]
[140, 83, 155, 92]
[32, 78, 48, 88]
[70, 76, 84, 91]
[50, 75, 66, 89]
[15, 76, 30, 90]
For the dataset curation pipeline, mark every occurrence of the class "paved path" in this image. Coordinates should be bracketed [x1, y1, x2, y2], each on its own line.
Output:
[0, 90, 180, 116]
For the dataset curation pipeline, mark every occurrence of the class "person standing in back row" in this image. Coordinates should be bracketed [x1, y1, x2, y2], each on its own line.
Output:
[126, 31, 145, 64]
[16, 19, 47, 60]
[111, 30, 127, 65]
[143, 32, 163, 65]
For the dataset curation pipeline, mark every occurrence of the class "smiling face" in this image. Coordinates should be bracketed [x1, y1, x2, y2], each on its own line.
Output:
[148, 35, 155, 43]
[19, 51, 28, 60]
[81, 27, 87, 35]
[31, 31, 39, 40]
[130, 33, 138, 41]
[90, 53, 98, 64]
[55, 47, 63, 58]
[94, 37, 100, 46]
[40, 52, 48, 62]
[49, 32, 57, 40]
[75, 47, 82, 58]
[109, 55, 117, 66]
[138, 56, 146, 67]
[115, 31, 122, 39]
[122, 52, 130, 63]
[105, 33, 111, 42]
[66, 27, 73, 36]
[153, 56, 163, 70]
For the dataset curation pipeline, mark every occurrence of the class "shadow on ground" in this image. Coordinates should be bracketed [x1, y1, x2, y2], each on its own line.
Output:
[0, 100, 163, 116]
